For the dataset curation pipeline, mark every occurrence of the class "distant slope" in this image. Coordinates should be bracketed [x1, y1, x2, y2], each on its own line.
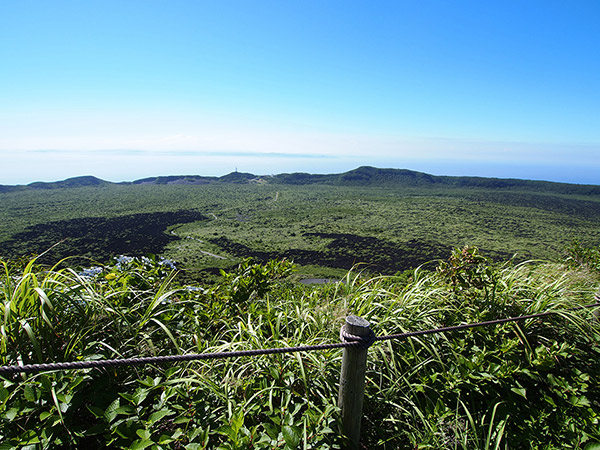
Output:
[270, 166, 438, 186]
[271, 166, 600, 195]
[2, 167, 599, 196]
[132, 175, 217, 185]
[218, 171, 259, 183]
[0, 175, 111, 192]
[28, 175, 110, 189]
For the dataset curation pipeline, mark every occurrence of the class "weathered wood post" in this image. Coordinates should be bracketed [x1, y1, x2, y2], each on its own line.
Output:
[338, 315, 373, 450]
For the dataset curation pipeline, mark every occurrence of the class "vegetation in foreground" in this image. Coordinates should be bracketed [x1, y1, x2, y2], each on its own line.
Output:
[1, 245, 600, 449]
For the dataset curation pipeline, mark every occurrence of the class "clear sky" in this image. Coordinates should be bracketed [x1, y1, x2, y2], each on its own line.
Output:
[1, 0, 599, 185]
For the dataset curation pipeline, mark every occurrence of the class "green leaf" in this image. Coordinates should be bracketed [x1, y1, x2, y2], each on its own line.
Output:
[57, 393, 73, 404]
[115, 405, 136, 416]
[264, 423, 279, 440]
[138, 377, 155, 387]
[23, 385, 37, 402]
[5, 408, 18, 421]
[120, 393, 135, 403]
[231, 409, 244, 433]
[21, 430, 40, 444]
[570, 395, 591, 407]
[282, 425, 300, 448]
[171, 430, 184, 440]
[129, 439, 153, 450]
[136, 429, 152, 440]
[148, 409, 173, 424]
[543, 394, 557, 407]
[158, 434, 175, 445]
[86, 405, 105, 418]
[40, 375, 52, 391]
[510, 387, 527, 399]
[104, 398, 120, 423]
[0, 386, 8, 403]
[173, 416, 190, 424]
[217, 424, 236, 441]
[133, 388, 149, 406]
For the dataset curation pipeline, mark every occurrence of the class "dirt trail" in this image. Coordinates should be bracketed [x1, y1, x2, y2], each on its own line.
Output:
[198, 250, 226, 259]
[172, 230, 228, 260]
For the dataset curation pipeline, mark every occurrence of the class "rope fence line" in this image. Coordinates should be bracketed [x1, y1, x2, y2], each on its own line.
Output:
[0, 342, 353, 375]
[376, 303, 596, 342]
[1, 302, 598, 376]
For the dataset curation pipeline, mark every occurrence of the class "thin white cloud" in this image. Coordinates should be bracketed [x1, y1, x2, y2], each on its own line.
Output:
[2, 131, 599, 164]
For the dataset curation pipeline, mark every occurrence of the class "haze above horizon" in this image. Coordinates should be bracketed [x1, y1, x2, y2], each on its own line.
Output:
[1, 1, 599, 185]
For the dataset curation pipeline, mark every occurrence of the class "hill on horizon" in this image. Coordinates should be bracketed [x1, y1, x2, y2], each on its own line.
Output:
[2, 166, 600, 196]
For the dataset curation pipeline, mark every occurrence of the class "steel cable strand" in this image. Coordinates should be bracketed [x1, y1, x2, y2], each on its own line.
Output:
[375, 302, 600, 342]
[0, 341, 360, 376]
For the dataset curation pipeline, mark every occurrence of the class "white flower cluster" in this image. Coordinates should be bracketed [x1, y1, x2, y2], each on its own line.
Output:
[115, 255, 135, 270]
[79, 266, 103, 278]
[158, 257, 176, 270]
[185, 286, 203, 292]
[112, 255, 177, 271]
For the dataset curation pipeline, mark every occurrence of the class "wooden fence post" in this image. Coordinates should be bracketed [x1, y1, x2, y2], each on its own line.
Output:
[338, 315, 372, 450]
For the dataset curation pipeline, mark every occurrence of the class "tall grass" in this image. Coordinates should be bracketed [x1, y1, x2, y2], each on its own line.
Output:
[0, 250, 599, 449]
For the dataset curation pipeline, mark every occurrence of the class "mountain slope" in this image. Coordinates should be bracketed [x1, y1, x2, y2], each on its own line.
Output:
[271, 166, 600, 195]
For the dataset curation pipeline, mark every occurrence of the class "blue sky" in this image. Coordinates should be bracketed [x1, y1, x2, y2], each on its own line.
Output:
[1, 0, 599, 185]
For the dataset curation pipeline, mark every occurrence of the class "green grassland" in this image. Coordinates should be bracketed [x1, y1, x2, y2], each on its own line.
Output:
[1, 167, 600, 282]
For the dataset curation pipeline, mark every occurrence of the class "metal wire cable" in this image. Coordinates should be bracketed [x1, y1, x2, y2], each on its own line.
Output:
[377, 307, 580, 341]
[0, 341, 355, 375]
[1, 302, 598, 376]
[376, 301, 600, 342]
